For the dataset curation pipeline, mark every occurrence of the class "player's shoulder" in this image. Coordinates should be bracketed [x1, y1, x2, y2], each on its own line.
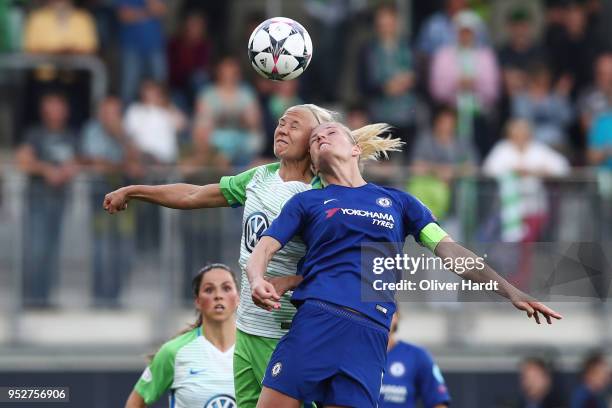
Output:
[395, 341, 431, 360]
[252, 162, 281, 179]
[368, 184, 419, 204]
[156, 327, 200, 360]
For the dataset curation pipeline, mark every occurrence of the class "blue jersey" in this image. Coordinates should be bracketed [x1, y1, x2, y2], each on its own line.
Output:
[379, 341, 450, 408]
[263, 183, 436, 329]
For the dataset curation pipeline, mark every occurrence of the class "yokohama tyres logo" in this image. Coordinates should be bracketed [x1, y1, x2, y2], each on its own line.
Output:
[326, 208, 395, 222]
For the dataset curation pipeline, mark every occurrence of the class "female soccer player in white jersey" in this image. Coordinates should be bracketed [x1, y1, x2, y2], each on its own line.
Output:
[104, 104, 336, 408]
[247, 122, 562, 407]
[125, 263, 238, 408]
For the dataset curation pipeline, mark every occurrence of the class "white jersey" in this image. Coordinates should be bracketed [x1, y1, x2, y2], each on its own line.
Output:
[220, 163, 319, 338]
[135, 327, 235, 408]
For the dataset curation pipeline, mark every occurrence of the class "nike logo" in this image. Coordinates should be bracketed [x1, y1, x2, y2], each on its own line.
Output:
[189, 368, 206, 375]
[323, 199, 338, 204]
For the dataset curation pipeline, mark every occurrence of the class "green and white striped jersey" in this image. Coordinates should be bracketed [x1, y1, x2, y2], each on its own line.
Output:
[220, 163, 320, 339]
[134, 327, 235, 408]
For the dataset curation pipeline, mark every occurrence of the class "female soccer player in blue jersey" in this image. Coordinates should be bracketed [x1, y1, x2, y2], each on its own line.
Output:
[105, 104, 335, 408]
[247, 121, 562, 408]
[379, 312, 450, 408]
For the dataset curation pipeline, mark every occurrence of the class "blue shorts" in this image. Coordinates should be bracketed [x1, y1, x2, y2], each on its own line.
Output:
[262, 300, 389, 407]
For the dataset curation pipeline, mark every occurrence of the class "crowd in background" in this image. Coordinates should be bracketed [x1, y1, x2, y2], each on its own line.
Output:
[0, 0, 611, 311]
[1, 2, 612, 406]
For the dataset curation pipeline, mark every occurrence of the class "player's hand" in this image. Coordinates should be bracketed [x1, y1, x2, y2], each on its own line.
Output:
[103, 188, 129, 214]
[264, 275, 303, 297]
[251, 277, 281, 311]
[512, 299, 563, 324]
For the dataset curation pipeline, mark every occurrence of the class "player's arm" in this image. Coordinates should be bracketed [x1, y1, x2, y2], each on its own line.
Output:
[429, 233, 563, 324]
[247, 193, 307, 310]
[104, 164, 269, 213]
[247, 236, 283, 311]
[103, 183, 228, 213]
[402, 193, 562, 325]
[124, 390, 146, 408]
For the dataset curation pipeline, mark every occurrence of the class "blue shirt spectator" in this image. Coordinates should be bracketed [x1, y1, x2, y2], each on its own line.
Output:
[588, 111, 612, 170]
[116, 0, 164, 52]
[115, 0, 167, 103]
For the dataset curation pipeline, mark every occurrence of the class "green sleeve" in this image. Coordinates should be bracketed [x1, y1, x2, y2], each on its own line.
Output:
[219, 163, 280, 207]
[133, 329, 198, 405]
[419, 222, 449, 252]
[134, 344, 176, 405]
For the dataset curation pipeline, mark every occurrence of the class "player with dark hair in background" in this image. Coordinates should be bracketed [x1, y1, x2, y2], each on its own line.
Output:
[125, 263, 238, 408]
[571, 351, 610, 408]
[379, 312, 450, 408]
[248, 121, 562, 407]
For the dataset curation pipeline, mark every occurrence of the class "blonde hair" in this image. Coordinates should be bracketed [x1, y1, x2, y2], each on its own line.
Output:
[351, 123, 403, 161]
[290, 104, 339, 125]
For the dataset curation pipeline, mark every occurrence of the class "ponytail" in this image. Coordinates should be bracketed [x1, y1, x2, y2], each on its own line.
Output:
[350, 123, 404, 161]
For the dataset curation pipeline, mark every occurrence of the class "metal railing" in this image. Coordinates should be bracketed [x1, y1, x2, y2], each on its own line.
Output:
[0, 166, 610, 349]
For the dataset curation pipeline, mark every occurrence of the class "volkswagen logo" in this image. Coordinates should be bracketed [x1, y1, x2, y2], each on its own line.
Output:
[205, 394, 236, 408]
[244, 212, 269, 253]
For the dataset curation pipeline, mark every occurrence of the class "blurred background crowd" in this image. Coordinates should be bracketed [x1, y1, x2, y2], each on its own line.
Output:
[1, 0, 612, 406]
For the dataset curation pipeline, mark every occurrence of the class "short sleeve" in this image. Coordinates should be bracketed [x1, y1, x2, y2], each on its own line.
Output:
[400, 192, 437, 242]
[416, 349, 451, 408]
[134, 344, 175, 405]
[219, 164, 278, 207]
[262, 194, 306, 247]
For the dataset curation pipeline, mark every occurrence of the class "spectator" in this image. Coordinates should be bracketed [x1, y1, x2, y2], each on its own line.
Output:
[416, 0, 487, 58]
[302, 0, 363, 102]
[588, 110, 612, 171]
[518, 357, 566, 408]
[193, 56, 262, 167]
[23, 0, 98, 54]
[116, 0, 167, 103]
[358, 3, 420, 161]
[430, 10, 500, 157]
[408, 106, 477, 220]
[81, 96, 142, 307]
[545, 2, 602, 96]
[346, 103, 369, 131]
[15, 91, 79, 308]
[167, 12, 212, 114]
[22, 0, 98, 129]
[483, 119, 569, 241]
[124, 79, 186, 165]
[261, 80, 303, 159]
[571, 352, 610, 408]
[578, 53, 612, 132]
[498, 7, 548, 98]
[511, 64, 573, 150]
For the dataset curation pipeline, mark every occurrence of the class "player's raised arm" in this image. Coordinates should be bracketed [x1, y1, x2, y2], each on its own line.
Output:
[103, 183, 228, 213]
[103, 163, 275, 213]
[247, 236, 282, 311]
[432, 235, 563, 325]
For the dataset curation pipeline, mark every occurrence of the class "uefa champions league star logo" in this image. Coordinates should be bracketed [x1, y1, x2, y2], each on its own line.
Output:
[376, 197, 392, 208]
[204, 394, 236, 408]
[272, 362, 282, 377]
[244, 212, 269, 253]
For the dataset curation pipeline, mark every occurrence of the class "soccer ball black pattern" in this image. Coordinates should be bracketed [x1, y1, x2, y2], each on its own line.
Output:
[248, 17, 313, 81]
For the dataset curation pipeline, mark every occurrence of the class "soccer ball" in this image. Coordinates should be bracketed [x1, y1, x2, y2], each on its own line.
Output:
[247, 17, 313, 81]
